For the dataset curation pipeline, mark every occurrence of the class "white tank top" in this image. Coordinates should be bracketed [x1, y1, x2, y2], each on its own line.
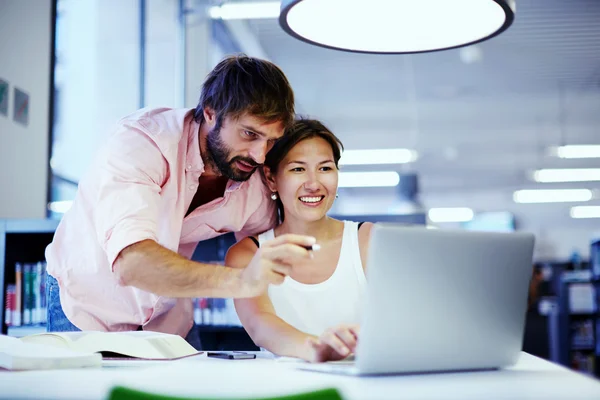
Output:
[258, 221, 367, 336]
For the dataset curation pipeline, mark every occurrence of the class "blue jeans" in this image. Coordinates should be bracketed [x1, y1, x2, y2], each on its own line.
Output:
[46, 274, 202, 350]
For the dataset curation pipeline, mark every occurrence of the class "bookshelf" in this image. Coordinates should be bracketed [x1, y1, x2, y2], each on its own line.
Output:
[1, 219, 59, 335]
[557, 268, 597, 377]
[518, 254, 600, 377]
[548, 234, 600, 379]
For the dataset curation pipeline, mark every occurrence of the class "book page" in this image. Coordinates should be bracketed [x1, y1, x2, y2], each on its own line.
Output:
[1, 334, 101, 370]
[22, 331, 199, 359]
[3, 338, 89, 358]
[142, 334, 200, 359]
[19, 332, 73, 349]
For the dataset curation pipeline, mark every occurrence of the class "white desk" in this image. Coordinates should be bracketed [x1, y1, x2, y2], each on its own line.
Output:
[1, 352, 599, 400]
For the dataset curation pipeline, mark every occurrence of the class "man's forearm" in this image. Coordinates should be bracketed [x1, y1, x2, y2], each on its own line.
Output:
[114, 239, 251, 298]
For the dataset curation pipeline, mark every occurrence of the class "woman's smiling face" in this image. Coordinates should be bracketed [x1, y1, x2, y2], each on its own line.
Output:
[271, 136, 339, 222]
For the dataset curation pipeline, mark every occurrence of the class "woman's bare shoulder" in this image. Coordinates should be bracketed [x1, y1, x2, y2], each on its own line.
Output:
[225, 236, 260, 269]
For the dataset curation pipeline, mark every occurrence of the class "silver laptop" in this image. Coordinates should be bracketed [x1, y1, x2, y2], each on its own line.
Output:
[298, 224, 535, 376]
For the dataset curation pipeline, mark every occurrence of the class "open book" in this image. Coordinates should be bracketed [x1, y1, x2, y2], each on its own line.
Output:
[18, 331, 201, 361]
[0, 334, 102, 371]
[20, 331, 201, 360]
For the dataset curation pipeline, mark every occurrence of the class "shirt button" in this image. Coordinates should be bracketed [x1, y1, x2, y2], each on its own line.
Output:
[186, 164, 192, 171]
[189, 184, 196, 190]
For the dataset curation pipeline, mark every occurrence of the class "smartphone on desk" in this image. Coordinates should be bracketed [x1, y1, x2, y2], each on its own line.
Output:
[207, 351, 256, 360]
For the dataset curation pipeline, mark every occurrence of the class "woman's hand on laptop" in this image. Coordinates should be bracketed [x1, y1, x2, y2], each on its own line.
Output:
[305, 324, 360, 363]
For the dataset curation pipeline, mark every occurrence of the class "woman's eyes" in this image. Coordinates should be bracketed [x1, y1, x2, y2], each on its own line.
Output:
[289, 166, 334, 172]
[243, 130, 257, 138]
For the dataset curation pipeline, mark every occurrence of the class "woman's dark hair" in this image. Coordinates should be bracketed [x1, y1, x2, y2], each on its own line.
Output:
[264, 118, 344, 222]
[194, 54, 295, 129]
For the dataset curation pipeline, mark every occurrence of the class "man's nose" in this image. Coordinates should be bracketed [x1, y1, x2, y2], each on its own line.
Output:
[249, 141, 268, 164]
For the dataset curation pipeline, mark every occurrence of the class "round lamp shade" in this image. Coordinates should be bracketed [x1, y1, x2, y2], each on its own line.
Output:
[279, 0, 515, 54]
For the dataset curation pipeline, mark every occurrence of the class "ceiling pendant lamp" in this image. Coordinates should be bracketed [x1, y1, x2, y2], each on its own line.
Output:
[279, 0, 515, 54]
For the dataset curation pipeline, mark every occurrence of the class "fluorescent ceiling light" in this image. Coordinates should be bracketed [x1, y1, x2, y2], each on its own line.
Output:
[428, 207, 474, 223]
[570, 206, 600, 219]
[279, 0, 515, 54]
[339, 149, 418, 165]
[513, 189, 593, 204]
[338, 171, 400, 188]
[48, 200, 73, 214]
[532, 168, 600, 183]
[208, 2, 279, 20]
[550, 145, 600, 159]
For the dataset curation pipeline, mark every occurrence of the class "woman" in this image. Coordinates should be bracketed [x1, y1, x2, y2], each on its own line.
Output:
[225, 119, 373, 362]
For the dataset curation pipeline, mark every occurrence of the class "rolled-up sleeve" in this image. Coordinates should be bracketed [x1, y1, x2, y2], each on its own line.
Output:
[93, 123, 170, 271]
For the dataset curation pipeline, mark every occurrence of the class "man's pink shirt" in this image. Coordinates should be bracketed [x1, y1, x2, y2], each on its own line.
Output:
[45, 108, 277, 337]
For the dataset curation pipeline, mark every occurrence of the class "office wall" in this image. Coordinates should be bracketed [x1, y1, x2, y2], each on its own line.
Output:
[0, 0, 54, 218]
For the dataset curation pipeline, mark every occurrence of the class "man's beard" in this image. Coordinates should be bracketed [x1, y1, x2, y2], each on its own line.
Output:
[206, 125, 258, 182]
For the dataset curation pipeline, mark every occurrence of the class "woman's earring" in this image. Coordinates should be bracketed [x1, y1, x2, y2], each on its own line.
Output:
[335, 193, 339, 199]
[271, 192, 278, 201]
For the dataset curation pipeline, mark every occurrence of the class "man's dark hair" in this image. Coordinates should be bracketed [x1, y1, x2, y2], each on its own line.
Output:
[194, 54, 295, 129]
[264, 118, 344, 222]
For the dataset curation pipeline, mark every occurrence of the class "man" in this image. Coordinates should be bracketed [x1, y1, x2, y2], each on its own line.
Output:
[45, 55, 317, 349]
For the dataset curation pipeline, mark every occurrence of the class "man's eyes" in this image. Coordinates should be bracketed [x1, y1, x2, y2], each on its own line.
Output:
[243, 131, 280, 144]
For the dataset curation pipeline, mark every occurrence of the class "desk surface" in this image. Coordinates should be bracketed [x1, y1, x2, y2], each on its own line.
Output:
[1, 352, 599, 400]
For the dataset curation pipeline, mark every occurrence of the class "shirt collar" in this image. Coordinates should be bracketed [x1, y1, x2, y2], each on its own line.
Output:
[226, 180, 244, 192]
[185, 110, 205, 174]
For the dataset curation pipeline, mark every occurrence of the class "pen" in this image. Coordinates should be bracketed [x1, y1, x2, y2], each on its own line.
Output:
[301, 243, 321, 251]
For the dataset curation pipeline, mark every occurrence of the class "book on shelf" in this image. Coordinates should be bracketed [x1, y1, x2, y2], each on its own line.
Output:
[14, 263, 22, 326]
[19, 330, 201, 360]
[0, 334, 101, 371]
[4, 261, 48, 328]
